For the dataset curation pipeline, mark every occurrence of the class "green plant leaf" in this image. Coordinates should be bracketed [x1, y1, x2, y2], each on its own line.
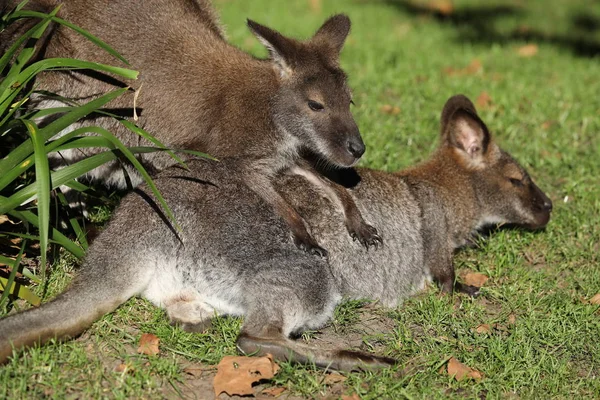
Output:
[12, 10, 129, 64]
[4, 206, 85, 258]
[0, 87, 128, 174]
[22, 119, 51, 278]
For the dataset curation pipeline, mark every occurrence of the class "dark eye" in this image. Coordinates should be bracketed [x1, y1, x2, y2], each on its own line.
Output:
[509, 178, 524, 187]
[308, 100, 324, 112]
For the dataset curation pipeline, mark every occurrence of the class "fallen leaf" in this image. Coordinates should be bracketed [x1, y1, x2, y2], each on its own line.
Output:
[465, 59, 482, 74]
[308, 0, 321, 13]
[213, 354, 280, 397]
[474, 324, 492, 334]
[324, 372, 347, 385]
[443, 59, 482, 76]
[114, 363, 134, 374]
[589, 293, 600, 305]
[427, 0, 454, 15]
[380, 104, 401, 115]
[0, 215, 9, 225]
[137, 333, 160, 356]
[476, 91, 492, 109]
[262, 386, 286, 397]
[517, 44, 538, 57]
[447, 357, 483, 381]
[541, 121, 555, 130]
[507, 313, 517, 325]
[463, 272, 489, 287]
[341, 394, 361, 400]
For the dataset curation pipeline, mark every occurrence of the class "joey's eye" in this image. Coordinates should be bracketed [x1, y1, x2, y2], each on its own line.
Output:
[509, 178, 524, 187]
[308, 100, 324, 112]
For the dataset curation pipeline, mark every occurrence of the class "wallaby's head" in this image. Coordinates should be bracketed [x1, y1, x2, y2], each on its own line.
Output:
[440, 95, 552, 230]
[247, 15, 364, 167]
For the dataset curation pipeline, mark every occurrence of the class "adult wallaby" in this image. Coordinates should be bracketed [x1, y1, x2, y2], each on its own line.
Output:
[0, 0, 380, 254]
[0, 95, 552, 370]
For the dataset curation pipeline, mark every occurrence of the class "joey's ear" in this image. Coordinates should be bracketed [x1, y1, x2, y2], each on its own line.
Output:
[247, 19, 297, 77]
[441, 95, 492, 166]
[312, 14, 351, 59]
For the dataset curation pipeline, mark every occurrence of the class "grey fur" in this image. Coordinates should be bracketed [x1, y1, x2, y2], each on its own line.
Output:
[0, 95, 552, 370]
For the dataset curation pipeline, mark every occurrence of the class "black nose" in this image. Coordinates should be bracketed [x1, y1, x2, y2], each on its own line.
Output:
[542, 198, 553, 212]
[347, 140, 365, 159]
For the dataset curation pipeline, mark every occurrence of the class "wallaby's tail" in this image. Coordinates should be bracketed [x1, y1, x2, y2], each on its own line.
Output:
[236, 331, 397, 372]
[0, 266, 142, 364]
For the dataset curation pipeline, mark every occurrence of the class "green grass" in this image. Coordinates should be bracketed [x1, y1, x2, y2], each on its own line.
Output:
[1, 0, 600, 398]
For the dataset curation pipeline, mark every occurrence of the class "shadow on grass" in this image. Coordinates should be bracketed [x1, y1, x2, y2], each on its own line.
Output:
[382, 0, 600, 58]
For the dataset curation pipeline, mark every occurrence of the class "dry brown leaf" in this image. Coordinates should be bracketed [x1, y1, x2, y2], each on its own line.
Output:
[475, 324, 492, 334]
[114, 362, 134, 374]
[324, 372, 347, 385]
[427, 0, 454, 15]
[517, 44, 538, 57]
[589, 293, 600, 305]
[507, 313, 517, 325]
[213, 354, 280, 397]
[447, 357, 483, 381]
[476, 92, 492, 109]
[0, 215, 9, 225]
[262, 386, 286, 397]
[137, 333, 160, 356]
[463, 272, 489, 287]
[341, 394, 361, 400]
[308, 0, 321, 13]
[443, 59, 482, 76]
[380, 104, 401, 115]
[465, 59, 482, 74]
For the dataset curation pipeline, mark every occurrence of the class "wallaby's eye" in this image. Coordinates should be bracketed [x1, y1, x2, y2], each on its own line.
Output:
[509, 178, 524, 187]
[308, 100, 325, 112]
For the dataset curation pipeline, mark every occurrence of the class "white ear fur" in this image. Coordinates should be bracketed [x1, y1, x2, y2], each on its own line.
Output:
[450, 114, 490, 168]
[247, 20, 293, 78]
[455, 118, 483, 157]
[257, 37, 292, 78]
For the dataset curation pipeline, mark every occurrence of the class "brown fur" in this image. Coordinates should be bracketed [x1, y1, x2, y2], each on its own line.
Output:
[1, 0, 381, 254]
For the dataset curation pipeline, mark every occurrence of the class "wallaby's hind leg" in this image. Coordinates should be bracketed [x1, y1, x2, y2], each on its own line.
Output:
[165, 295, 214, 333]
[236, 321, 397, 372]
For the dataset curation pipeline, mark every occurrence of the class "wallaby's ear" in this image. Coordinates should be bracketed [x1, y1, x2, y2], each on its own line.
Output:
[312, 14, 351, 60]
[441, 95, 492, 167]
[247, 19, 296, 77]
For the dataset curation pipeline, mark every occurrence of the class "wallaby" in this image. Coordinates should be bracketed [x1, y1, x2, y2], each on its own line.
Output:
[0, 0, 381, 254]
[0, 95, 552, 370]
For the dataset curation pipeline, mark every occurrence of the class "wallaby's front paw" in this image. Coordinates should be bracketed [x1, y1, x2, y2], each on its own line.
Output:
[348, 223, 383, 250]
[293, 235, 329, 258]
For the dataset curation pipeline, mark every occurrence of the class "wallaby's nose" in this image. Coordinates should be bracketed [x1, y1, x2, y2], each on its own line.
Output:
[542, 198, 553, 212]
[347, 139, 365, 159]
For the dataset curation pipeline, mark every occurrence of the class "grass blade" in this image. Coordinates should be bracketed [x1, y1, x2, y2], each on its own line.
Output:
[0, 87, 128, 173]
[5, 206, 85, 258]
[22, 119, 51, 278]
[55, 189, 88, 250]
[12, 10, 129, 64]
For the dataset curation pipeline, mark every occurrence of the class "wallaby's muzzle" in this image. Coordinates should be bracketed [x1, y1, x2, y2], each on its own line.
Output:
[528, 183, 553, 229]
